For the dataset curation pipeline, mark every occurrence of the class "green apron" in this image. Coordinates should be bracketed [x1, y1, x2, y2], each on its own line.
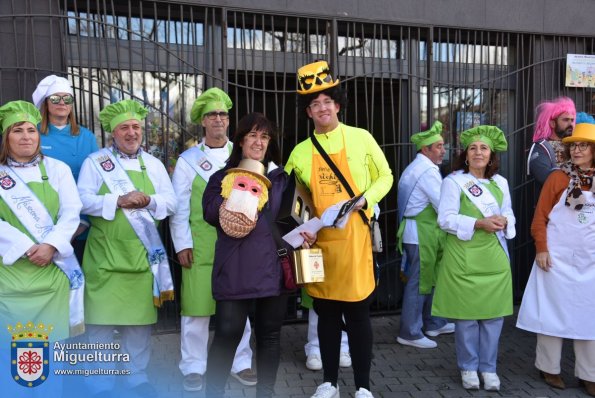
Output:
[180, 174, 217, 316]
[432, 180, 513, 320]
[83, 157, 157, 325]
[397, 205, 446, 294]
[0, 162, 70, 341]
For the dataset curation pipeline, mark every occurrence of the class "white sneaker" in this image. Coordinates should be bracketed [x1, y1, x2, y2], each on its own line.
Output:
[461, 370, 480, 390]
[306, 354, 323, 370]
[481, 372, 501, 391]
[354, 387, 374, 397]
[311, 382, 339, 398]
[396, 336, 437, 348]
[182, 373, 203, 391]
[339, 352, 352, 368]
[425, 322, 455, 337]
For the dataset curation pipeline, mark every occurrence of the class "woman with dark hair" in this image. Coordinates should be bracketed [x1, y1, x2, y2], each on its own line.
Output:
[517, 123, 595, 396]
[203, 112, 315, 397]
[432, 126, 516, 392]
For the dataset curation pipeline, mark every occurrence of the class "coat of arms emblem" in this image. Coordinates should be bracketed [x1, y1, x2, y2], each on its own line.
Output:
[0, 174, 16, 190]
[100, 158, 115, 172]
[199, 159, 213, 171]
[9, 321, 52, 388]
[468, 184, 483, 197]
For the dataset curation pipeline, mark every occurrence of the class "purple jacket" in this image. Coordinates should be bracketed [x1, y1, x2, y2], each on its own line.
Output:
[203, 164, 290, 300]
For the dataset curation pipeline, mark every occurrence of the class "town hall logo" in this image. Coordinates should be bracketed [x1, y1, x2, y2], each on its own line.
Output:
[468, 184, 483, 197]
[0, 172, 16, 190]
[100, 158, 115, 172]
[8, 321, 52, 388]
[198, 158, 213, 171]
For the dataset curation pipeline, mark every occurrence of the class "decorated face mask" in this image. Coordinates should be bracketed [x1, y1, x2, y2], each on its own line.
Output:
[221, 171, 269, 221]
[233, 175, 264, 198]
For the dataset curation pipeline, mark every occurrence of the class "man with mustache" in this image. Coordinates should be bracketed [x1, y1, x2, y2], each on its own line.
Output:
[528, 97, 576, 191]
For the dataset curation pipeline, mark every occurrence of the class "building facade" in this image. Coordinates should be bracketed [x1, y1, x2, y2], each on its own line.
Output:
[2, 0, 594, 330]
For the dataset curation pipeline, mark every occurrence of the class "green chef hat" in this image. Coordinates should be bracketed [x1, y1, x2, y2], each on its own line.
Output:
[0, 101, 42, 134]
[410, 121, 443, 151]
[190, 88, 232, 124]
[99, 99, 148, 133]
[459, 125, 508, 152]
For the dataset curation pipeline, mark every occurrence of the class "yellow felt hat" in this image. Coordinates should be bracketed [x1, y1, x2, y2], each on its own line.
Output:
[562, 123, 595, 144]
[296, 61, 340, 95]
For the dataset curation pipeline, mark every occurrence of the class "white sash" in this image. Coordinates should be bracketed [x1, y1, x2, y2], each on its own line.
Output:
[90, 148, 174, 305]
[179, 145, 226, 183]
[0, 164, 84, 336]
[450, 172, 510, 260]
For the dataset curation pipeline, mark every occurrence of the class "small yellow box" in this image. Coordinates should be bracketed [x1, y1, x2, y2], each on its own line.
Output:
[292, 248, 325, 284]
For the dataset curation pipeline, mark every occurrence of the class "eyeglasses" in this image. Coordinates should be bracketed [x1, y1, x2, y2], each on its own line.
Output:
[245, 131, 271, 142]
[47, 94, 74, 105]
[570, 142, 590, 152]
[308, 99, 335, 112]
[205, 111, 229, 120]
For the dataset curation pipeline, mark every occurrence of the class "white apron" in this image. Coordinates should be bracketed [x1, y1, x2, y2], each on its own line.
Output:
[517, 187, 595, 339]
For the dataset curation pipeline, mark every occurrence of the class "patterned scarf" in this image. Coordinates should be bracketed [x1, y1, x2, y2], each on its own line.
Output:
[112, 142, 142, 159]
[560, 160, 595, 210]
[7, 154, 42, 168]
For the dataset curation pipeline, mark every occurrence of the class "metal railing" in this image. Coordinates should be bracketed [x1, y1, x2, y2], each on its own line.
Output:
[2, 0, 594, 331]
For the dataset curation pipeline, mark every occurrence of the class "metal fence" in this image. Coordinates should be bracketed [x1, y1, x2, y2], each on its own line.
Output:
[2, 0, 595, 331]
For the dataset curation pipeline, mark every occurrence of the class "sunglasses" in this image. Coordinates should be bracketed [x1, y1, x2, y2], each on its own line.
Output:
[47, 94, 74, 105]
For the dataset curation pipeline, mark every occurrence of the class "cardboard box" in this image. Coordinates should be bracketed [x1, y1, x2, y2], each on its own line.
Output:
[276, 173, 315, 234]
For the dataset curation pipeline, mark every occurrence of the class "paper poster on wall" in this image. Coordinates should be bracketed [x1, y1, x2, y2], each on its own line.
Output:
[566, 54, 595, 88]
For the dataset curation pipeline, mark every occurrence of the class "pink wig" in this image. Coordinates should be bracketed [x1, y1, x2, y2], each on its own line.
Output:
[533, 97, 576, 142]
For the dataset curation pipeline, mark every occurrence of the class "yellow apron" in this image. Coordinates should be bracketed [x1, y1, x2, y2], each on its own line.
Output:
[306, 134, 375, 302]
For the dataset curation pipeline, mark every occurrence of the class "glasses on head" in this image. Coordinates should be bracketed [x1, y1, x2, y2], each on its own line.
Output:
[205, 111, 229, 120]
[570, 142, 590, 152]
[308, 99, 335, 112]
[47, 94, 74, 105]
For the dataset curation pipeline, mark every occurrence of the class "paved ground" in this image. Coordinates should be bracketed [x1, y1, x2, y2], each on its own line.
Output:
[146, 307, 590, 398]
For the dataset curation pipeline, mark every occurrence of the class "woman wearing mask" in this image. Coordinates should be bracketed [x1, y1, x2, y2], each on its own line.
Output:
[203, 112, 315, 397]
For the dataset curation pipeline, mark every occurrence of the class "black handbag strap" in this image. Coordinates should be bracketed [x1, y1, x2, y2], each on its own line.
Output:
[310, 134, 369, 225]
[262, 206, 289, 258]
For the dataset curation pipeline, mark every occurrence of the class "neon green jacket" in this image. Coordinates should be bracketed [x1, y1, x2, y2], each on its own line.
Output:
[285, 123, 393, 210]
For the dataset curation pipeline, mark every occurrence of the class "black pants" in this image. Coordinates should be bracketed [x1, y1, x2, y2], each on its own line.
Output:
[314, 294, 373, 390]
[205, 294, 288, 398]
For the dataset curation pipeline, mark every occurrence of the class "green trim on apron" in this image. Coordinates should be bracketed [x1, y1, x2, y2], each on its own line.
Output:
[180, 174, 217, 316]
[415, 206, 445, 294]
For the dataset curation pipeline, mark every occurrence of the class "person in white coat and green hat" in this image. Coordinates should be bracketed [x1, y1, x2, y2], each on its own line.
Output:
[433, 125, 515, 392]
[170, 88, 256, 392]
[0, 100, 83, 397]
[77, 99, 177, 398]
[396, 121, 454, 349]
